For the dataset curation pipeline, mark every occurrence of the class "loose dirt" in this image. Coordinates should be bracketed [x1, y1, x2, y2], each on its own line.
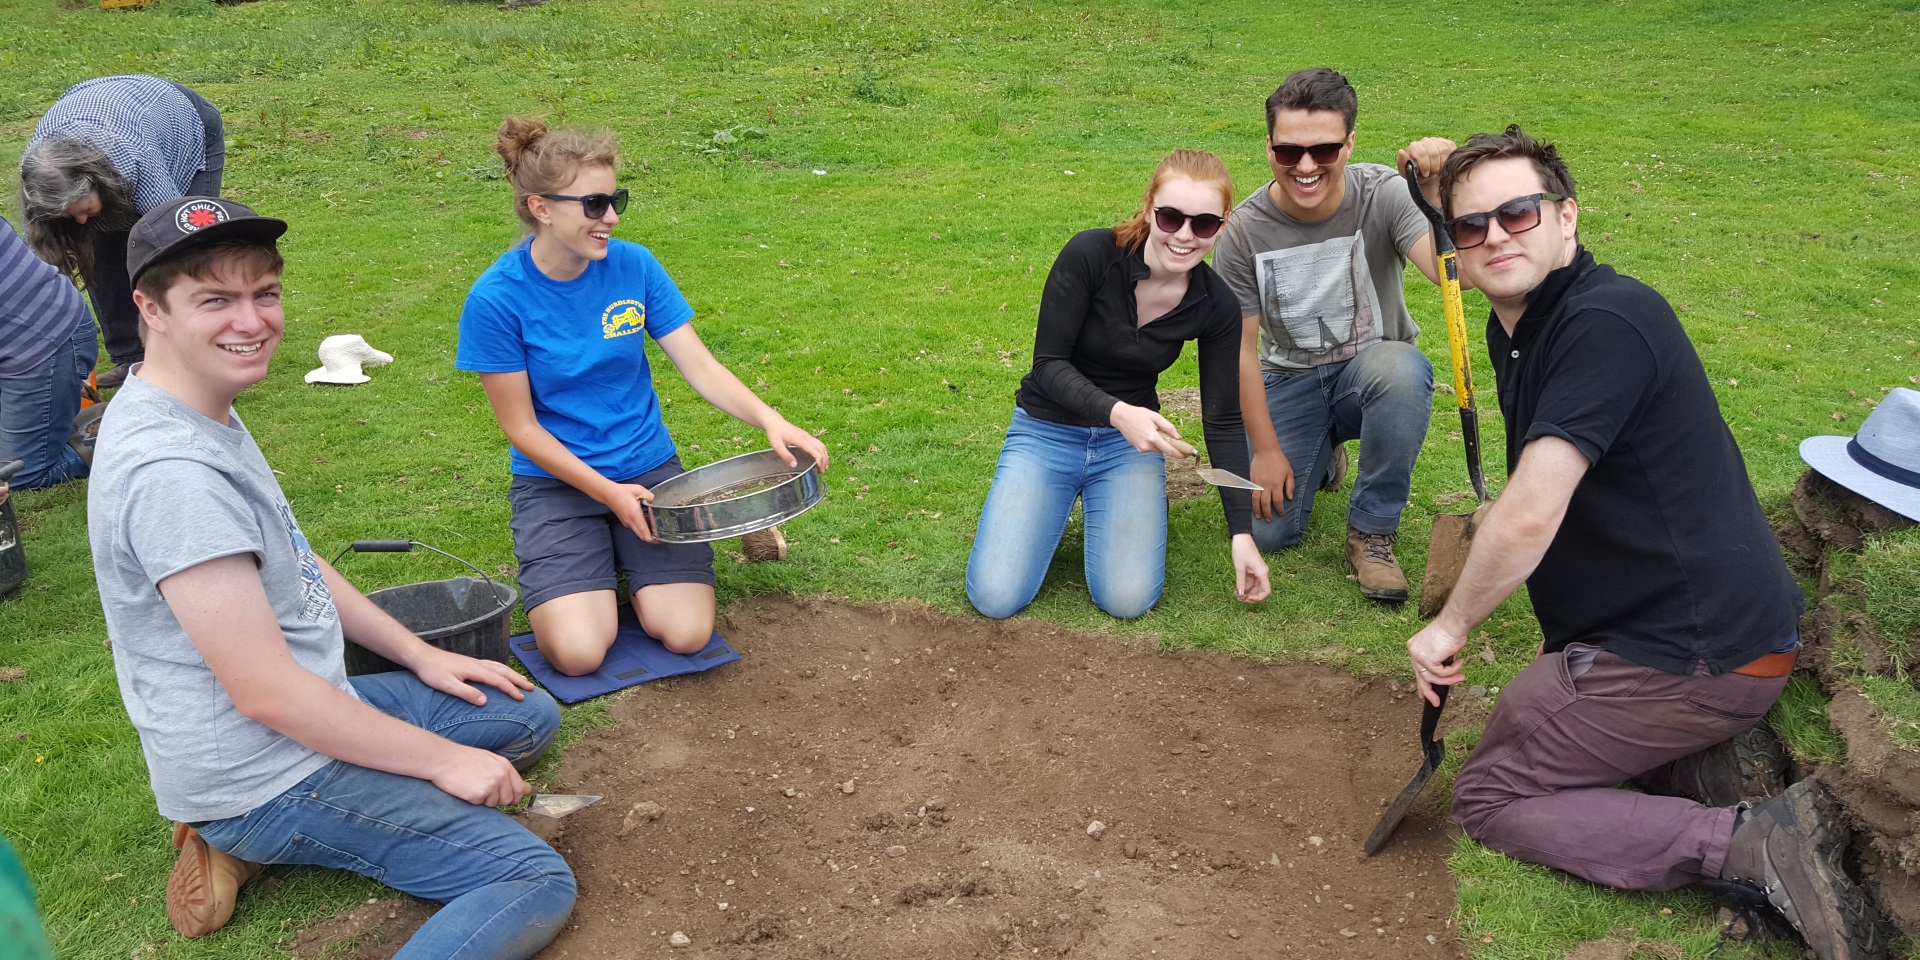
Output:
[298, 597, 1463, 959]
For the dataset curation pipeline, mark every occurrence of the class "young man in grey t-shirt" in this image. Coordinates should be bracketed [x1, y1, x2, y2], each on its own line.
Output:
[88, 196, 573, 956]
[1213, 67, 1456, 602]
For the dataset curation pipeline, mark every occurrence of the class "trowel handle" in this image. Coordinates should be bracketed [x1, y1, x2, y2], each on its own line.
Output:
[1165, 437, 1199, 460]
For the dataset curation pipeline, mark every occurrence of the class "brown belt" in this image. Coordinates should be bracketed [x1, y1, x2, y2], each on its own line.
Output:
[1731, 649, 1798, 678]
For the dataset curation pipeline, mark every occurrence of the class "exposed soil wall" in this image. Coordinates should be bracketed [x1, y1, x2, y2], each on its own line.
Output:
[1775, 470, 1920, 941]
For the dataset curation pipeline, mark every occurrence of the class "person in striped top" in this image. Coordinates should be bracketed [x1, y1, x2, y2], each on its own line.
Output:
[19, 75, 225, 389]
[0, 214, 96, 490]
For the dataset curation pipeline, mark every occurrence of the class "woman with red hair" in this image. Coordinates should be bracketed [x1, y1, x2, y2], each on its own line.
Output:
[967, 150, 1270, 619]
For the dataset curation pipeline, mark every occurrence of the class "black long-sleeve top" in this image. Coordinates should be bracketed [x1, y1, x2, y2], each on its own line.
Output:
[1014, 228, 1253, 536]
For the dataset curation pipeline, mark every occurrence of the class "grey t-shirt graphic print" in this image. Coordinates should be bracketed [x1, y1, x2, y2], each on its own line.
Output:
[1252, 233, 1388, 368]
[277, 499, 336, 623]
[1214, 162, 1431, 371]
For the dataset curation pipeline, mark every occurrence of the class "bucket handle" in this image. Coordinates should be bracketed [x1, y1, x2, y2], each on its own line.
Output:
[329, 539, 514, 619]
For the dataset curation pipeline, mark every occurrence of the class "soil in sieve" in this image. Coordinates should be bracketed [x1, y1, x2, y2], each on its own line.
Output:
[681, 474, 804, 507]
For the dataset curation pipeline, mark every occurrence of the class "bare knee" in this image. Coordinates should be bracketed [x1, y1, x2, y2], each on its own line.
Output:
[645, 615, 714, 654]
[538, 631, 615, 676]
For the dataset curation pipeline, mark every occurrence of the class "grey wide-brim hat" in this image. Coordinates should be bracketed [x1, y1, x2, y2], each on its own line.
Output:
[1800, 386, 1920, 521]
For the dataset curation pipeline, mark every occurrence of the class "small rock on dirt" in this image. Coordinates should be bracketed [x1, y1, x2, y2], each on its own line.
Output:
[1086, 820, 1106, 839]
[840, 780, 857, 795]
[619, 801, 666, 836]
[669, 930, 691, 947]
[885, 845, 907, 858]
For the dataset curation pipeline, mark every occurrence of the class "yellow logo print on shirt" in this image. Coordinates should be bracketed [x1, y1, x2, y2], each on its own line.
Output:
[601, 299, 647, 339]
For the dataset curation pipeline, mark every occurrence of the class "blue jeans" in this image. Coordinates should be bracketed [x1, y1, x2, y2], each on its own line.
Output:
[1248, 340, 1432, 550]
[195, 673, 574, 960]
[966, 408, 1167, 619]
[0, 310, 97, 490]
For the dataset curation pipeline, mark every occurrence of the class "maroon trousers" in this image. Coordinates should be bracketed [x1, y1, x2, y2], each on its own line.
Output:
[1450, 643, 1790, 891]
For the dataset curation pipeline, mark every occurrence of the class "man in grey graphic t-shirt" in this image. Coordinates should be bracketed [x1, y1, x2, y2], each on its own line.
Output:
[1213, 67, 1457, 603]
[87, 196, 574, 955]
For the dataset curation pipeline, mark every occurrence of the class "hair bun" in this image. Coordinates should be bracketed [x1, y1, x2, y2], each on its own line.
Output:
[494, 117, 549, 177]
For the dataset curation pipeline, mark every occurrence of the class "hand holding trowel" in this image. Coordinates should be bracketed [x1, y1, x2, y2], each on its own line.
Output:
[1161, 432, 1263, 491]
[1404, 159, 1491, 618]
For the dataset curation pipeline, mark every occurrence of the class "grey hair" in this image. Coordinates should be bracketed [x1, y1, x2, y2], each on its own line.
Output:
[19, 137, 136, 285]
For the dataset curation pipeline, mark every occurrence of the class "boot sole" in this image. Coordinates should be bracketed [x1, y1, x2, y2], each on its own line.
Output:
[1759, 782, 1888, 960]
[1634, 723, 1791, 807]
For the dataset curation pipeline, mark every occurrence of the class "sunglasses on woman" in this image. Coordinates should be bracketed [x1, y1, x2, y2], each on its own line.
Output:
[539, 188, 630, 219]
[1445, 192, 1565, 250]
[1268, 141, 1345, 167]
[1153, 206, 1226, 239]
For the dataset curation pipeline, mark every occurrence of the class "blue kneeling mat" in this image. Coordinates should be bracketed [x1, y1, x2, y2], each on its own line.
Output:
[509, 607, 740, 704]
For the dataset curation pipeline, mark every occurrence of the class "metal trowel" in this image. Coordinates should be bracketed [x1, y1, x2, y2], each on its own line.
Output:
[528, 794, 604, 818]
[1165, 437, 1263, 491]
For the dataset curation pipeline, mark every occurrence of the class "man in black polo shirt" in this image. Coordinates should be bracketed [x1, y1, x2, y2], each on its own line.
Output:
[1402, 126, 1886, 960]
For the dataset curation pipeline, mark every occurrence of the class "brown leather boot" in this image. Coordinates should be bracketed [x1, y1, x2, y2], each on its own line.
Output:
[1345, 527, 1409, 603]
[166, 823, 264, 938]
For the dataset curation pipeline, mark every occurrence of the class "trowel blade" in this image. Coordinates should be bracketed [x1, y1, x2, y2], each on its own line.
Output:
[529, 794, 604, 818]
[1195, 467, 1264, 491]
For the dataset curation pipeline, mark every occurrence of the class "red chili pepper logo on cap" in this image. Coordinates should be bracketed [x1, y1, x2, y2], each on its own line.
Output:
[175, 200, 229, 233]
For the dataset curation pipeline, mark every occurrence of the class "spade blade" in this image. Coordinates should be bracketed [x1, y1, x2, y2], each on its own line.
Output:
[1362, 683, 1450, 856]
[528, 794, 604, 818]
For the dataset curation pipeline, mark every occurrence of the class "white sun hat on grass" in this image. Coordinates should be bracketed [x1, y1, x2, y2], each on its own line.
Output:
[305, 334, 393, 386]
[1799, 386, 1920, 522]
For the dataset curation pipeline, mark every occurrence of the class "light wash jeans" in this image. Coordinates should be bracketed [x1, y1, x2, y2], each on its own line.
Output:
[966, 408, 1167, 619]
[0, 310, 97, 490]
[1248, 340, 1433, 550]
[195, 672, 574, 960]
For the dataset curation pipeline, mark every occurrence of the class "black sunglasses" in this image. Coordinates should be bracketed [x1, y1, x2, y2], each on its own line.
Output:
[1153, 206, 1226, 239]
[1444, 192, 1565, 250]
[1268, 141, 1345, 167]
[539, 188, 630, 219]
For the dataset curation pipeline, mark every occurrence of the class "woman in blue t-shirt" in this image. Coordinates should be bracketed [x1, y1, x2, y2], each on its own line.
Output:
[457, 118, 828, 676]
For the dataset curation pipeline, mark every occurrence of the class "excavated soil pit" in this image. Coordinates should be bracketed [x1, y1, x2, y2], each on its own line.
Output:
[293, 596, 1464, 959]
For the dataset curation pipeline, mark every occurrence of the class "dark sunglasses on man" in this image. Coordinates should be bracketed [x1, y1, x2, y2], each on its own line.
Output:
[1445, 192, 1565, 250]
[1268, 141, 1345, 167]
[1152, 206, 1226, 239]
[538, 188, 630, 219]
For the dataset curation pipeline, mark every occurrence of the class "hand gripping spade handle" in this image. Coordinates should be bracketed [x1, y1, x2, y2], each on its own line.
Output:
[1404, 159, 1487, 504]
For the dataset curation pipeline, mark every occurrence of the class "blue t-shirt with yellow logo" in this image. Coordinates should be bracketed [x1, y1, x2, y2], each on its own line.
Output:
[457, 238, 695, 481]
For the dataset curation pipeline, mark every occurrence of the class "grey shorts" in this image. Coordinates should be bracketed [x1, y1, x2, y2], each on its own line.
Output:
[507, 457, 716, 611]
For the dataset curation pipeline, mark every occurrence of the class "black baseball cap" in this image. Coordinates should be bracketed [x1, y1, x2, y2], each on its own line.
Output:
[126, 196, 288, 287]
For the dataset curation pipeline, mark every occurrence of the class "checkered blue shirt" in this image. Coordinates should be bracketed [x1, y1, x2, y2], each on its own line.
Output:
[27, 75, 206, 215]
[0, 215, 90, 377]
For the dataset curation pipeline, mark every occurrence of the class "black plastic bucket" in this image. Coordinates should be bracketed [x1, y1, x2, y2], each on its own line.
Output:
[0, 488, 26, 600]
[332, 540, 517, 676]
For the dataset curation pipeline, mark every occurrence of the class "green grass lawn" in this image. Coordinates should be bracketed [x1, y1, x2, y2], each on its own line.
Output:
[2, 0, 1917, 957]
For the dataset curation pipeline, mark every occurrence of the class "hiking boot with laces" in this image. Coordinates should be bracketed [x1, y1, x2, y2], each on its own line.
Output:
[1635, 722, 1791, 808]
[1709, 779, 1887, 960]
[1345, 526, 1408, 603]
